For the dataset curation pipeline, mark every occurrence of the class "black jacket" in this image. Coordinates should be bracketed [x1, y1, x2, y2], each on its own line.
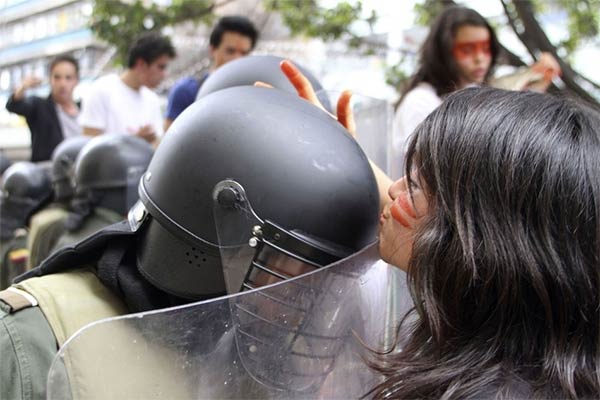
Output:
[5, 94, 74, 162]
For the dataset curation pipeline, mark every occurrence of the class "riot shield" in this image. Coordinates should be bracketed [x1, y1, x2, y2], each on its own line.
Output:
[316, 91, 395, 177]
[46, 180, 412, 399]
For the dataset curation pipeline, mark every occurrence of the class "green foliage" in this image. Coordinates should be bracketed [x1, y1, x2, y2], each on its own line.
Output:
[90, 0, 215, 66]
[553, 0, 599, 53]
[91, 0, 375, 65]
[384, 62, 409, 92]
[413, 0, 453, 26]
[264, 0, 363, 42]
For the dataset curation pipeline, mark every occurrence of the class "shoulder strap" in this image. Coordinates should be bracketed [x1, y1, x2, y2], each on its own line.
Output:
[0, 287, 38, 312]
[16, 269, 128, 346]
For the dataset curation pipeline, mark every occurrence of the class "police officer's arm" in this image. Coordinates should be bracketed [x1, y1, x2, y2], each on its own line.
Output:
[279, 60, 392, 210]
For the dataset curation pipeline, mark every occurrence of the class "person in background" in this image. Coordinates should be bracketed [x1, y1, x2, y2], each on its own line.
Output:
[79, 32, 175, 146]
[5, 55, 81, 162]
[393, 6, 561, 165]
[0, 162, 52, 289]
[51, 135, 153, 253]
[164, 15, 258, 132]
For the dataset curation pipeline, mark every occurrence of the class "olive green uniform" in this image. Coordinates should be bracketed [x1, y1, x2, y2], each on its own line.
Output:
[1, 230, 29, 290]
[0, 268, 128, 400]
[0, 295, 57, 399]
[51, 208, 123, 253]
[26, 205, 69, 270]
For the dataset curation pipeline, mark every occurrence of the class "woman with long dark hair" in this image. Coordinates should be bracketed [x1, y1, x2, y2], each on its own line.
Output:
[375, 87, 600, 398]
[393, 6, 560, 170]
[281, 60, 600, 399]
[394, 7, 500, 155]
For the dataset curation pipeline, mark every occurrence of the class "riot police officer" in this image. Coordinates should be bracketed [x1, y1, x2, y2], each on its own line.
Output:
[27, 136, 90, 269]
[0, 75, 379, 398]
[50, 134, 154, 253]
[0, 162, 52, 289]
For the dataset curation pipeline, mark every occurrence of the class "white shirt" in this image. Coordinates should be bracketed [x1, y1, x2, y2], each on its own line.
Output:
[391, 82, 442, 177]
[79, 74, 163, 137]
[55, 104, 82, 138]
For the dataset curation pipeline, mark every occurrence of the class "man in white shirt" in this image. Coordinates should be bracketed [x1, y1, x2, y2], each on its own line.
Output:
[79, 32, 176, 146]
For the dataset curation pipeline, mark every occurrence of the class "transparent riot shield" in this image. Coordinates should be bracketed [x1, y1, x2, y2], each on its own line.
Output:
[47, 180, 412, 399]
[316, 90, 395, 177]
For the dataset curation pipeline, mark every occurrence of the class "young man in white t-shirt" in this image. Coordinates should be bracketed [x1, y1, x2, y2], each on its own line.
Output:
[79, 32, 176, 146]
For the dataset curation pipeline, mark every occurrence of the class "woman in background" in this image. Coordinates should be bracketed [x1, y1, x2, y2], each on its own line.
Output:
[394, 6, 561, 166]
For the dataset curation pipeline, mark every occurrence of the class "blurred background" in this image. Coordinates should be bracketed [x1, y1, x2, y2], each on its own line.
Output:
[1, 0, 599, 160]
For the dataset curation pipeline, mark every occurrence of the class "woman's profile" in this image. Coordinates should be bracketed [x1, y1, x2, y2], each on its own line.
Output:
[375, 87, 600, 399]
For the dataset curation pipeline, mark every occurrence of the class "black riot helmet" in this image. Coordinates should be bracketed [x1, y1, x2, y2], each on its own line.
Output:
[0, 162, 52, 240]
[67, 135, 154, 231]
[131, 86, 379, 300]
[197, 55, 332, 112]
[50, 136, 91, 202]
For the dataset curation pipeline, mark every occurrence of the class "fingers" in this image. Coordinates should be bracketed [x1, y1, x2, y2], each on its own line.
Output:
[280, 59, 357, 138]
[336, 90, 356, 138]
[23, 76, 42, 89]
[280, 60, 323, 109]
[533, 53, 562, 80]
[134, 125, 157, 143]
[253, 81, 273, 89]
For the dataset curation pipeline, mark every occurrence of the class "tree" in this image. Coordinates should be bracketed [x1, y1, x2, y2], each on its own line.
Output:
[89, 0, 599, 105]
[90, 0, 224, 66]
[90, 0, 369, 66]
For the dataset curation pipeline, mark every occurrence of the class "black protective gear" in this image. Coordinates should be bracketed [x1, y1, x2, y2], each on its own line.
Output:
[50, 136, 91, 202]
[133, 86, 379, 300]
[0, 162, 52, 240]
[67, 135, 154, 231]
[0, 152, 12, 177]
[197, 55, 332, 111]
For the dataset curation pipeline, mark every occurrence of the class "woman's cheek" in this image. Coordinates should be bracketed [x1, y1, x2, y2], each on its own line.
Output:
[390, 193, 417, 227]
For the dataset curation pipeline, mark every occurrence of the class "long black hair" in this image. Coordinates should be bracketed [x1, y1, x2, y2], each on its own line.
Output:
[400, 6, 500, 102]
[369, 87, 600, 399]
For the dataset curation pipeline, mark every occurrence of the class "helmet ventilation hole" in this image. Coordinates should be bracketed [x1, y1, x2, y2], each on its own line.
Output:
[186, 247, 208, 268]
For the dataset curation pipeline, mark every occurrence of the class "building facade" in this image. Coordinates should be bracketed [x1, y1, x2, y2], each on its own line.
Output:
[0, 0, 108, 159]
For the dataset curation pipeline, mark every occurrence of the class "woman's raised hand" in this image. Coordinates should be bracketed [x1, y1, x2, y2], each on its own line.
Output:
[279, 60, 356, 138]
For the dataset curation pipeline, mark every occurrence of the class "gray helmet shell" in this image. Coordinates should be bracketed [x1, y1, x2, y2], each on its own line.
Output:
[137, 86, 379, 299]
[197, 55, 332, 111]
[51, 136, 91, 201]
[1, 162, 52, 239]
[2, 161, 52, 201]
[75, 135, 154, 191]
[0, 152, 12, 177]
[73, 134, 154, 216]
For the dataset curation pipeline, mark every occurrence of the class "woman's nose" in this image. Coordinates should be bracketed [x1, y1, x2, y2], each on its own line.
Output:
[388, 176, 408, 200]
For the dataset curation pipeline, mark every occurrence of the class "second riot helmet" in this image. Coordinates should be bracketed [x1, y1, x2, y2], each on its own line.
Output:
[67, 135, 154, 231]
[50, 136, 91, 202]
[0, 162, 52, 240]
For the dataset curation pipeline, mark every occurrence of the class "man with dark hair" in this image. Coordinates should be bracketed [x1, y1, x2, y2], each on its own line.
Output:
[164, 16, 258, 131]
[79, 32, 176, 145]
[6, 55, 81, 161]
